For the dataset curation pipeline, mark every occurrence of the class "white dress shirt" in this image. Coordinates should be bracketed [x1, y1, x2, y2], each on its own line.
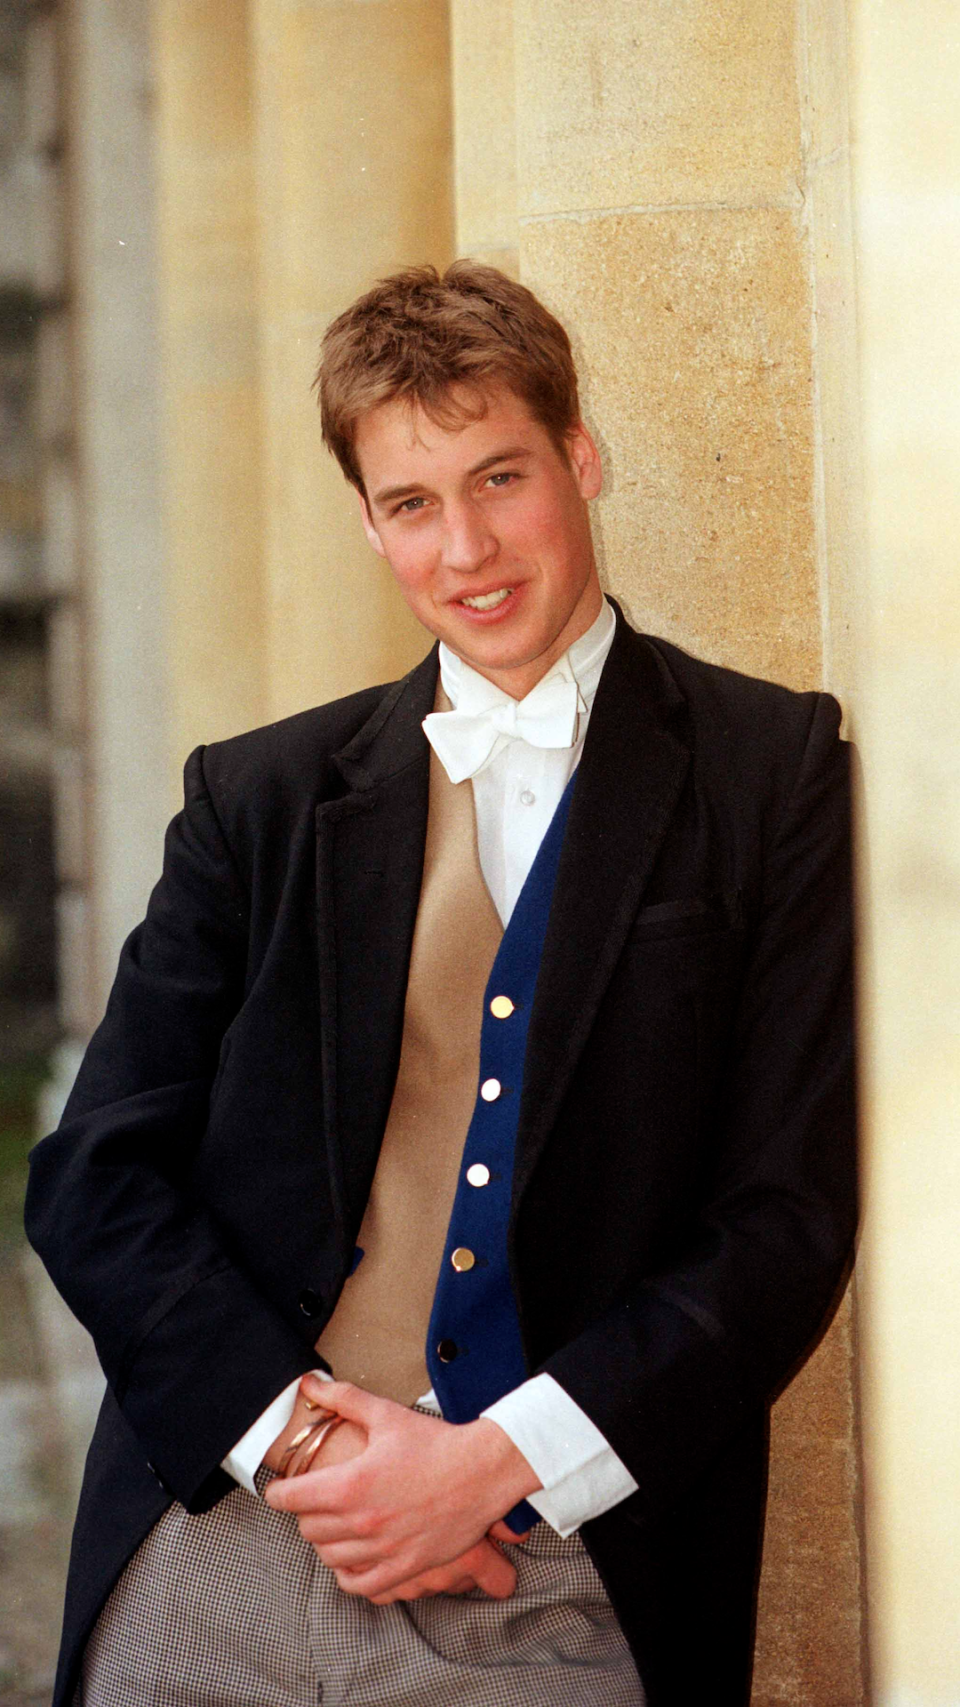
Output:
[224, 597, 640, 1535]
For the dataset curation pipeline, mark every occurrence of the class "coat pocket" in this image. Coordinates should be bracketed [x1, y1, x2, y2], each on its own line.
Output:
[628, 890, 744, 942]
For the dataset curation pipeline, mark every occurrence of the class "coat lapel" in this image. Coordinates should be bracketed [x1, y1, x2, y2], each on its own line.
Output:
[512, 615, 691, 1207]
[315, 648, 438, 1251]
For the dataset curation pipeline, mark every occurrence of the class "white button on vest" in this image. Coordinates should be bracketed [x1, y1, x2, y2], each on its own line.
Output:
[520, 789, 536, 806]
[466, 1163, 491, 1187]
[480, 1078, 501, 1102]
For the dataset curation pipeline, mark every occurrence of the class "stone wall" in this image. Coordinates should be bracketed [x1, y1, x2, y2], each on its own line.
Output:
[36, 1, 960, 1701]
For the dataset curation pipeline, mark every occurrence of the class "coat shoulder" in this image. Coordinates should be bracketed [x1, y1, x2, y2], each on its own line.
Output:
[630, 629, 847, 839]
[182, 679, 404, 836]
[643, 631, 838, 727]
[642, 631, 842, 766]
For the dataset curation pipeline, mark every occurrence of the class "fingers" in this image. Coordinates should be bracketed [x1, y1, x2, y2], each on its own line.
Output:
[366, 1569, 475, 1604]
[263, 1470, 348, 1514]
[329, 1539, 518, 1604]
[464, 1539, 517, 1599]
[300, 1379, 383, 1427]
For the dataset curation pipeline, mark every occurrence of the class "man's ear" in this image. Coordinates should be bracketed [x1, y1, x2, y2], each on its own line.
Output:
[357, 489, 388, 559]
[566, 422, 603, 501]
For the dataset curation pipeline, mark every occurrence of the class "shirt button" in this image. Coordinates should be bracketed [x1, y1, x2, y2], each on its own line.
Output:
[451, 1247, 476, 1272]
[298, 1288, 323, 1317]
[490, 994, 515, 1019]
[437, 1339, 459, 1362]
[466, 1163, 491, 1187]
[480, 1078, 501, 1102]
[520, 789, 536, 806]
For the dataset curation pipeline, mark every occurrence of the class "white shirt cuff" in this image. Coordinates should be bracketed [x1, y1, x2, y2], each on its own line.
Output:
[481, 1372, 639, 1537]
[221, 1368, 333, 1494]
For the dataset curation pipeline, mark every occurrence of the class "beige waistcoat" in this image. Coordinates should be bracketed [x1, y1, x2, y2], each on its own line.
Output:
[315, 738, 503, 1403]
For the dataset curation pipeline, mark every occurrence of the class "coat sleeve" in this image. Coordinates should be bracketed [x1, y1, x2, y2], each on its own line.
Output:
[24, 746, 320, 1510]
[540, 693, 858, 1525]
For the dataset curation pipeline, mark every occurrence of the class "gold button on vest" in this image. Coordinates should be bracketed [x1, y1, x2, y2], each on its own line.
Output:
[315, 699, 503, 1404]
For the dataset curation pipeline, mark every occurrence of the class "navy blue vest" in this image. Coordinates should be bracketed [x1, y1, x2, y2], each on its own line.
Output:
[426, 776, 575, 1530]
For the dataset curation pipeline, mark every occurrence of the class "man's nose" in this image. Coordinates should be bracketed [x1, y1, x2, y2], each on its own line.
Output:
[439, 503, 498, 574]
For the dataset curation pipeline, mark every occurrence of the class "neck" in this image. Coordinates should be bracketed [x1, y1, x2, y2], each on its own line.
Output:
[468, 582, 605, 701]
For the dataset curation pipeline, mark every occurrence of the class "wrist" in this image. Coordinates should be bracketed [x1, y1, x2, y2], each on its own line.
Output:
[466, 1417, 542, 1513]
[262, 1379, 327, 1473]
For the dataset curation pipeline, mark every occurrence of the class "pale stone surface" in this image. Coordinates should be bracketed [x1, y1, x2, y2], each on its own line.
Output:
[805, 143, 864, 717]
[56, 888, 93, 1038]
[35, 311, 72, 447]
[24, 9, 59, 156]
[248, 0, 452, 718]
[512, 11, 870, 1692]
[849, 3, 960, 1699]
[41, 451, 78, 594]
[754, 1290, 866, 1706]
[514, 0, 803, 218]
[47, 599, 84, 735]
[29, 151, 65, 300]
[66, 0, 171, 1015]
[522, 208, 822, 689]
[51, 745, 85, 886]
[153, 0, 268, 771]
[801, 0, 864, 719]
[450, 0, 517, 264]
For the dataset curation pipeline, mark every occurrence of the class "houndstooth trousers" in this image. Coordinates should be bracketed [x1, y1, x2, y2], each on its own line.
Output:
[79, 1472, 645, 1707]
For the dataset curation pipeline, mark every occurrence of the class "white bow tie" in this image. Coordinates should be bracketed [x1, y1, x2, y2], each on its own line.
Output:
[423, 671, 582, 784]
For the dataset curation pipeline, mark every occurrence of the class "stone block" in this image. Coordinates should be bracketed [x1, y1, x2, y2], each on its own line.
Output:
[754, 1287, 866, 1706]
[515, 0, 802, 218]
[522, 206, 822, 689]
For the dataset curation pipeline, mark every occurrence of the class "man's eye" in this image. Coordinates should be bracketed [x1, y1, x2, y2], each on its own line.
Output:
[397, 496, 427, 514]
[486, 471, 516, 488]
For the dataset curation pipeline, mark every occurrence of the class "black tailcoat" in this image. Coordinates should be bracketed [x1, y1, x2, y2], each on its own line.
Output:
[26, 610, 857, 1707]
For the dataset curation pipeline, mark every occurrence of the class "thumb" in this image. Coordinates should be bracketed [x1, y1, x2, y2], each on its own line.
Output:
[305, 1378, 379, 1426]
[488, 1519, 531, 1545]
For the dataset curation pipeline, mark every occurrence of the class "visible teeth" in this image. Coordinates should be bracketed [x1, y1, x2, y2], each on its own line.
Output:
[461, 588, 512, 610]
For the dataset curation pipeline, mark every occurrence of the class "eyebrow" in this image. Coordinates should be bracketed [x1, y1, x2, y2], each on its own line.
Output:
[370, 445, 534, 509]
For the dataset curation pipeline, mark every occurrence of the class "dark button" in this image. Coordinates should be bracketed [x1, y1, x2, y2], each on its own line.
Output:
[437, 1338, 459, 1363]
[299, 1288, 323, 1317]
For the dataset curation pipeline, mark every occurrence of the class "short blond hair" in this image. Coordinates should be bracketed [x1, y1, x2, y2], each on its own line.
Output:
[317, 261, 581, 491]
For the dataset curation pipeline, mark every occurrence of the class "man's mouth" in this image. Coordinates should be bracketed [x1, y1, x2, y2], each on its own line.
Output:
[458, 588, 513, 611]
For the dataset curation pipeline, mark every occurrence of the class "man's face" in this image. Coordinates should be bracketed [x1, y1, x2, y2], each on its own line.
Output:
[354, 386, 604, 700]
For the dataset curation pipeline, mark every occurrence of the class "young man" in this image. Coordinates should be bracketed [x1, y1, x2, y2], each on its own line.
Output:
[27, 263, 857, 1707]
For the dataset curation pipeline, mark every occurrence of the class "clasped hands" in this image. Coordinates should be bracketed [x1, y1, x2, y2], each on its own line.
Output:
[263, 1375, 540, 1604]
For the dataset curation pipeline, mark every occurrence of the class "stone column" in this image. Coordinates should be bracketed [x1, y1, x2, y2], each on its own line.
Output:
[152, 0, 267, 776]
[450, 0, 518, 275]
[509, 2, 866, 1701]
[65, 0, 170, 1018]
[849, 2, 960, 1700]
[247, 0, 454, 721]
